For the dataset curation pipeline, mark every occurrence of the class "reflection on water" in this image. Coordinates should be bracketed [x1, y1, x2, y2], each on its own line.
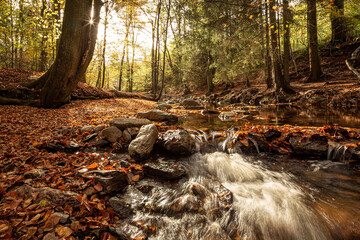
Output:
[177, 105, 360, 129]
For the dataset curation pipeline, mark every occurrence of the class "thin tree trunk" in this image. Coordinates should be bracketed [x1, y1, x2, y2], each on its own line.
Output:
[129, 22, 136, 92]
[118, 12, 131, 91]
[306, 0, 323, 82]
[156, 0, 171, 100]
[283, 0, 291, 85]
[101, 3, 109, 88]
[40, 0, 47, 72]
[269, 0, 284, 91]
[265, 1, 272, 89]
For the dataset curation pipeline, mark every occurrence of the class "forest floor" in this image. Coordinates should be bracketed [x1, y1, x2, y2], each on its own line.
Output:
[1, 42, 360, 239]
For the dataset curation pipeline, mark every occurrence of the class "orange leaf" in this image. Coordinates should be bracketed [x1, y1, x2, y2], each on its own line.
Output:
[94, 184, 103, 192]
[87, 163, 99, 170]
[131, 175, 140, 182]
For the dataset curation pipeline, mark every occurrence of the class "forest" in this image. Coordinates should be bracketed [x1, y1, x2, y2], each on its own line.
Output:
[0, 0, 360, 239]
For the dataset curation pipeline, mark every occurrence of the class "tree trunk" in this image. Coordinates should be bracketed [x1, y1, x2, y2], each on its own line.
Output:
[101, 3, 109, 88]
[39, 0, 103, 108]
[306, 0, 323, 82]
[156, 0, 171, 101]
[269, 0, 284, 91]
[330, 0, 346, 45]
[265, 0, 272, 89]
[118, 11, 131, 91]
[39, 0, 47, 72]
[283, 0, 291, 85]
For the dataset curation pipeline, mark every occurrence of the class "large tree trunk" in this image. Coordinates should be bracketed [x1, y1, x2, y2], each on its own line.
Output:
[330, 0, 346, 45]
[38, 0, 102, 108]
[306, 0, 323, 82]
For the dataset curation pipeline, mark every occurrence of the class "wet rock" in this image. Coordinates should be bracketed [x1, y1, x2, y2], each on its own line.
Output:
[53, 212, 69, 224]
[120, 160, 130, 168]
[248, 132, 270, 152]
[122, 130, 132, 143]
[201, 109, 220, 115]
[128, 124, 158, 161]
[126, 127, 139, 138]
[24, 169, 45, 179]
[101, 126, 122, 143]
[91, 139, 109, 148]
[86, 170, 129, 194]
[45, 142, 65, 152]
[156, 104, 172, 110]
[13, 185, 79, 207]
[143, 162, 187, 180]
[80, 125, 93, 133]
[110, 223, 147, 240]
[171, 193, 201, 213]
[158, 130, 196, 156]
[137, 109, 178, 123]
[83, 186, 97, 196]
[110, 118, 152, 130]
[263, 129, 282, 141]
[83, 133, 98, 143]
[288, 134, 328, 157]
[108, 197, 133, 219]
[93, 125, 106, 133]
[182, 99, 204, 110]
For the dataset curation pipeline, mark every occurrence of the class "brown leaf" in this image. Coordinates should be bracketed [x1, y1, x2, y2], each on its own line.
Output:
[25, 213, 41, 226]
[0, 222, 12, 239]
[20, 226, 37, 240]
[100, 232, 118, 240]
[43, 231, 59, 240]
[94, 183, 103, 192]
[43, 214, 61, 232]
[55, 226, 73, 238]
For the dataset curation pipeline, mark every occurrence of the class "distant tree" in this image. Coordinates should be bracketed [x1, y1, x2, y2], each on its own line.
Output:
[306, 0, 323, 82]
[330, 0, 347, 45]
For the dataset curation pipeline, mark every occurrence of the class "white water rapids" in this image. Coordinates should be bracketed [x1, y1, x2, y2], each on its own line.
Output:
[119, 152, 342, 240]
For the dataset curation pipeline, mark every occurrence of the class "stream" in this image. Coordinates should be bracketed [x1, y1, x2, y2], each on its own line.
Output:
[110, 105, 360, 240]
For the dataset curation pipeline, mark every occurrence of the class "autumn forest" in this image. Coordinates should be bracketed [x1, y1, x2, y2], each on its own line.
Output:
[0, 0, 360, 239]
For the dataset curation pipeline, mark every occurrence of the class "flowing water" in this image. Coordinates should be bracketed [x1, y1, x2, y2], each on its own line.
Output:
[177, 105, 360, 129]
[113, 130, 360, 240]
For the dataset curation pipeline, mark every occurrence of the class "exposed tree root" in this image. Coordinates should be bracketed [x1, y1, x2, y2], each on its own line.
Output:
[0, 96, 37, 106]
[346, 45, 360, 80]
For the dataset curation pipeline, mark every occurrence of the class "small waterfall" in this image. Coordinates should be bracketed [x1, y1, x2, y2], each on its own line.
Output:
[327, 142, 351, 161]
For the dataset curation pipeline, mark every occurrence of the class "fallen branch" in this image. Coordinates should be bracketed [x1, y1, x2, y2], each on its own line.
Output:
[346, 45, 360, 80]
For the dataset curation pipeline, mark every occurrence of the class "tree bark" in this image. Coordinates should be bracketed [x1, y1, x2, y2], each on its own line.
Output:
[39, 0, 103, 108]
[283, 0, 291, 85]
[330, 0, 346, 45]
[306, 0, 323, 82]
[265, 0, 272, 89]
[269, 0, 284, 91]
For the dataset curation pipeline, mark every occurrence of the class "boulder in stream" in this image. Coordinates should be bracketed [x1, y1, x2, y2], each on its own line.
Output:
[158, 130, 196, 156]
[85, 170, 129, 194]
[128, 124, 158, 160]
[288, 134, 328, 157]
[137, 109, 178, 123]
[143, 162, 187, 180]
[182, 99, 204, 110]
[108, 197, 133, 219]
[110, 118, 152, 130]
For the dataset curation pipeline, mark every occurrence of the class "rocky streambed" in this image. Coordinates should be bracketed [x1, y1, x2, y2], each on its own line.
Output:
[1, 104, 360, 240]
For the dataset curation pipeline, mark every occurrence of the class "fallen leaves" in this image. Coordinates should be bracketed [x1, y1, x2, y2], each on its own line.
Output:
[43, 214, 61, 232]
